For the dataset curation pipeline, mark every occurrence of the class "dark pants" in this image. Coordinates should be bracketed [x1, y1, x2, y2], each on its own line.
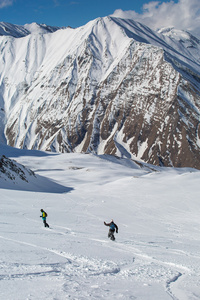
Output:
[108, 229, 115, 240]
[43, 219, 49, 227]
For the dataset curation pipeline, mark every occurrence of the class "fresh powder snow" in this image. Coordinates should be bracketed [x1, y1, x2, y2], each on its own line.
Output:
[0, 145, 200, 299]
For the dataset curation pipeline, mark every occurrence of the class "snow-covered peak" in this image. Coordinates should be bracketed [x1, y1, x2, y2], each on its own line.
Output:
[24, 22, 61, 35]
[0, 21, 61, 38]
[158, 26, 199, 43]
[158, 26, 200, 62]
[0, 22, 30, 37]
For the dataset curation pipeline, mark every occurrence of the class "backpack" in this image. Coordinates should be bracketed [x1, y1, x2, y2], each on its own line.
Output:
[43, 211, 47, 218]
[110, 223, 115, 230]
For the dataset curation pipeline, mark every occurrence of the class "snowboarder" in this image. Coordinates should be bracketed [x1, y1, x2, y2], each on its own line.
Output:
[104, 219, 118, 241]
[40, 209, 49, 228]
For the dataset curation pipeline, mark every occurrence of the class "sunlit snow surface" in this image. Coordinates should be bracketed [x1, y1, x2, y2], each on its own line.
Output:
[0, 146, 200, 299]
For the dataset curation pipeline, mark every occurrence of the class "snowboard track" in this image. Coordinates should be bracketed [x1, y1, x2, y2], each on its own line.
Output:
[166, 272, 183, 300]
[0, 226, 194, 299]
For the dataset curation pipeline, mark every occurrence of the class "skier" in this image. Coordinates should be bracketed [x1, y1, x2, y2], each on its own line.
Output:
[104, 219, 118, 241]
[40, 209, 49, 228]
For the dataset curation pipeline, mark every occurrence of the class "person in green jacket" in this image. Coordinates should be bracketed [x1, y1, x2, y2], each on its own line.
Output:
[40, 209, 49, 228]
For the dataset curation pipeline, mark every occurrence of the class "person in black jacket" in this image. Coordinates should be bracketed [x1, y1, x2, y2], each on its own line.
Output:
[104, 219, 118, 240]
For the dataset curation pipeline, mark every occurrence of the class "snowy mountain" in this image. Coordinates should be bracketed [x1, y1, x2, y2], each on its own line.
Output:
[0, 21, 61, 37]
[158, 27, 200, 63]
[0, 17, 200, 168]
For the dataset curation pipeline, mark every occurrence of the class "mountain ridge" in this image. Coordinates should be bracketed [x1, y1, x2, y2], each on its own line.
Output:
[1, 16, 200, 168]
[0, 21, 62, 37]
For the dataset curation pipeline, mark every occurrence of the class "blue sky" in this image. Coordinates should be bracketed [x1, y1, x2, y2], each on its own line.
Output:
[0, 0, 155, 27]
[0, 0, 199, 37]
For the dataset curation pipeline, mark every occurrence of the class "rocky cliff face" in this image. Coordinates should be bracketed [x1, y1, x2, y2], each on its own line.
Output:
[0, 17, 200, 168]
[0, 154, 35, 183]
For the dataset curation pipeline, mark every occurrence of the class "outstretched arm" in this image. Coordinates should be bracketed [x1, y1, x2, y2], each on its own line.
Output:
[104, 221, 110, 226]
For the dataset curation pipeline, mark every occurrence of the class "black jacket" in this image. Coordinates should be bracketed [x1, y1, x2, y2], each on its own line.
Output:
[104, 221, 118, 233]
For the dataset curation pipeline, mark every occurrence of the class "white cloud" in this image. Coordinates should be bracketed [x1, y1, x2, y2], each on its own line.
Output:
[0, 0, 13, 9]
[111, 0, 200, 38]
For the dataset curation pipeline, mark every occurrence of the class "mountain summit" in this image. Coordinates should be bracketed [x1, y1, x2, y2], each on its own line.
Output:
[0, 17, 200, 168]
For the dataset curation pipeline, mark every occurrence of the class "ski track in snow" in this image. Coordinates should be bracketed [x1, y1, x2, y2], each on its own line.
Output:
[0, 222, 196, 300]
[0, 229, 188, 300]
[0, 151, 200, 299]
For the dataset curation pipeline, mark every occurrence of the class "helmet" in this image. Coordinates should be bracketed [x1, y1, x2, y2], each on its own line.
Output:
[40, 209, 43, 212]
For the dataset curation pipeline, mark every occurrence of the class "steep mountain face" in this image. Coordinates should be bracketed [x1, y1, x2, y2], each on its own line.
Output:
[0, 17, 200, 168]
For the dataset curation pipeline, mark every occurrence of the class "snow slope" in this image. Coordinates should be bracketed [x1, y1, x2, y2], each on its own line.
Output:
[0, 145, 200, 299]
